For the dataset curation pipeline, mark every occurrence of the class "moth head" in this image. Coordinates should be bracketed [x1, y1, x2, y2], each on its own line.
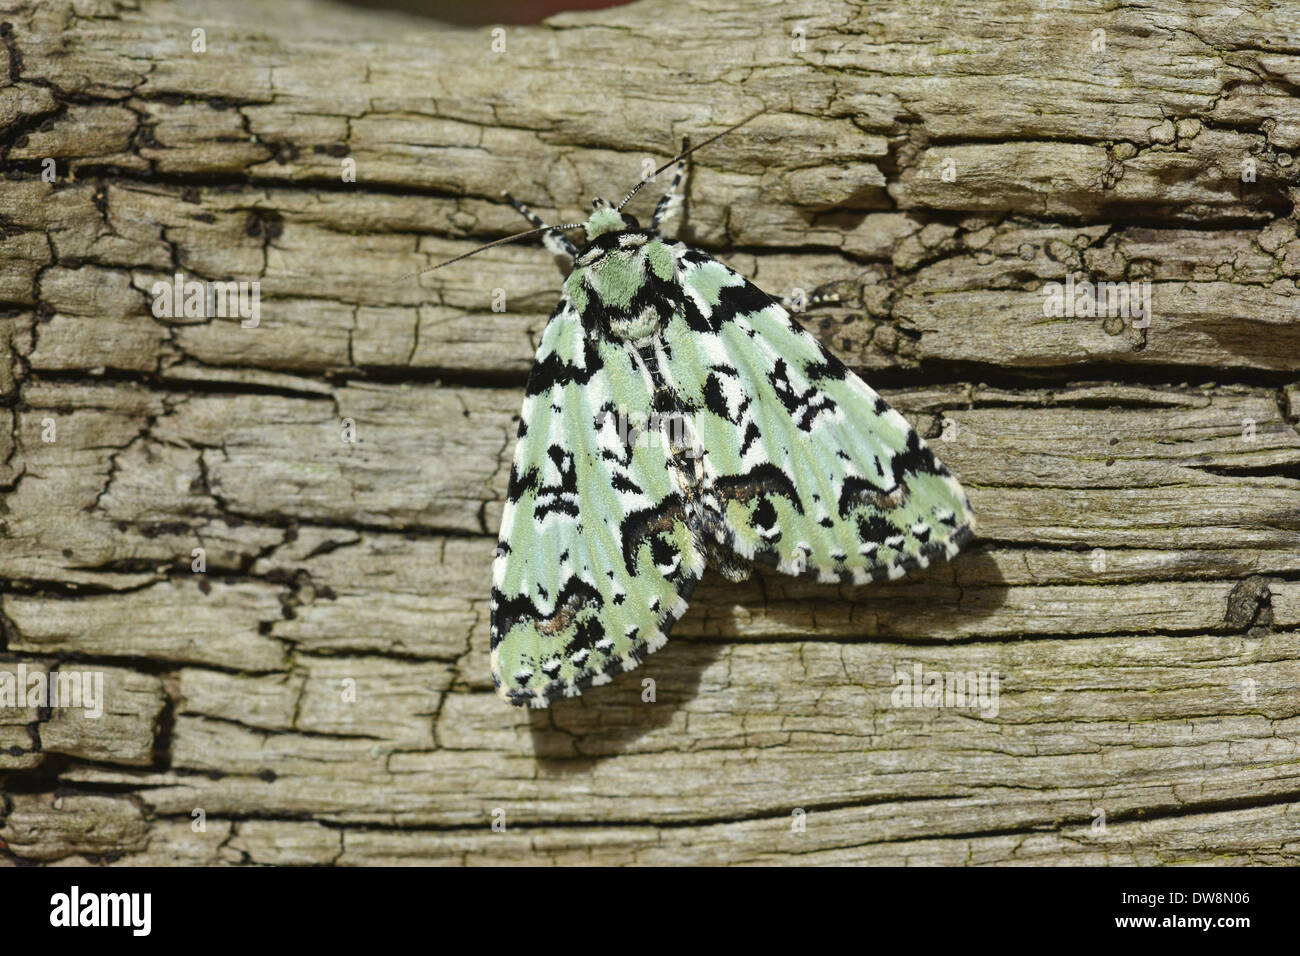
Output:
[584, 201, 639, 241]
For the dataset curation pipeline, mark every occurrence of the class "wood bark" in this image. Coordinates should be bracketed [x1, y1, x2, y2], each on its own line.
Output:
[0, 0, 1298, 865]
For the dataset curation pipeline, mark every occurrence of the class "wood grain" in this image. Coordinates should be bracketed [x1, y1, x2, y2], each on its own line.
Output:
[1, 0, 1297, 865]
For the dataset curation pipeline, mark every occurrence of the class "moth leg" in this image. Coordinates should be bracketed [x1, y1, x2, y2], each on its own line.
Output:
[501, 191, 578, 263]
[778, 289, 842, 312]
[650, 136, 690, 231]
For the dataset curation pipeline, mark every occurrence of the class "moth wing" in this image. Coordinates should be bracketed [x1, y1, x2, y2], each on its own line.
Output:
[490, 297, 704, 707]
[660, 249, 975, 583]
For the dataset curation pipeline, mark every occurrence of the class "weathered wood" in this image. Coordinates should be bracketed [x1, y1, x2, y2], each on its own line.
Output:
[1, 0, 1298, 866]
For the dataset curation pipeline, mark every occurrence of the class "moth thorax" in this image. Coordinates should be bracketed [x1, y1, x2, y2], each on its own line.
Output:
[606, 302, 665, 342]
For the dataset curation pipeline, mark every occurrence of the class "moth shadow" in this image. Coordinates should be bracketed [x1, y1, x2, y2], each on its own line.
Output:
[747, 542, 1010, 642]
[527, 638, 723, 772]
[527, 544, 1007, 767]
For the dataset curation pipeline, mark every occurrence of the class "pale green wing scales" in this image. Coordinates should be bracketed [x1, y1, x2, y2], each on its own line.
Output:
[658, 248, 975, 584]
[489, 296, 703, 707]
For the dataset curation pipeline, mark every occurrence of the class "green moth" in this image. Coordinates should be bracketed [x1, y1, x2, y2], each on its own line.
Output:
[472, 130, 975, 707]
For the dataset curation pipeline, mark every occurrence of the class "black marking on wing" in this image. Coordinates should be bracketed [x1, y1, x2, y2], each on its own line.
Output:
[855, 513, 896, 545]
[525, 302, 605, 397]
[506, 463, 538, 501]
[489, 577, 603, 652]
[619, 494, 690, 579]
[768, 359, 837, 432]
[802, 351, 850, 384]
[711, 463, 806, 515]
[702, 365, 749, 425]
[681, 266, 776, 335]
[564, 615, 606, 668]
[715, 276, 777, 321]
[837, 474, 898, 519]
[533, 444, 579, 518]
[611, 472, 642, 495]
[752, 496, 779, 534]
[890, 429, 950, 485]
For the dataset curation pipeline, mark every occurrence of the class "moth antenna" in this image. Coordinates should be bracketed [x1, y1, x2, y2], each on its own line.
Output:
[406, 109, 767, 280]
[616, 108, 768, 212]
[400, 221, 585, 281]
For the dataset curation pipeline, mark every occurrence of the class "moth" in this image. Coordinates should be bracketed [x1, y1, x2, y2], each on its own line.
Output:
[429, 123, 975, 707]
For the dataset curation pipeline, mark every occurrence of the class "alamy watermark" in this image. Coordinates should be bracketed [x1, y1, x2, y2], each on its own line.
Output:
[0, 664, 104, 718]
[1043, 274, 1152, 328]
[151, 271, 261, 328]
[891, 663, 1000, 718]
[50, 886, 150, 936]
[595, 405, 703, 459]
